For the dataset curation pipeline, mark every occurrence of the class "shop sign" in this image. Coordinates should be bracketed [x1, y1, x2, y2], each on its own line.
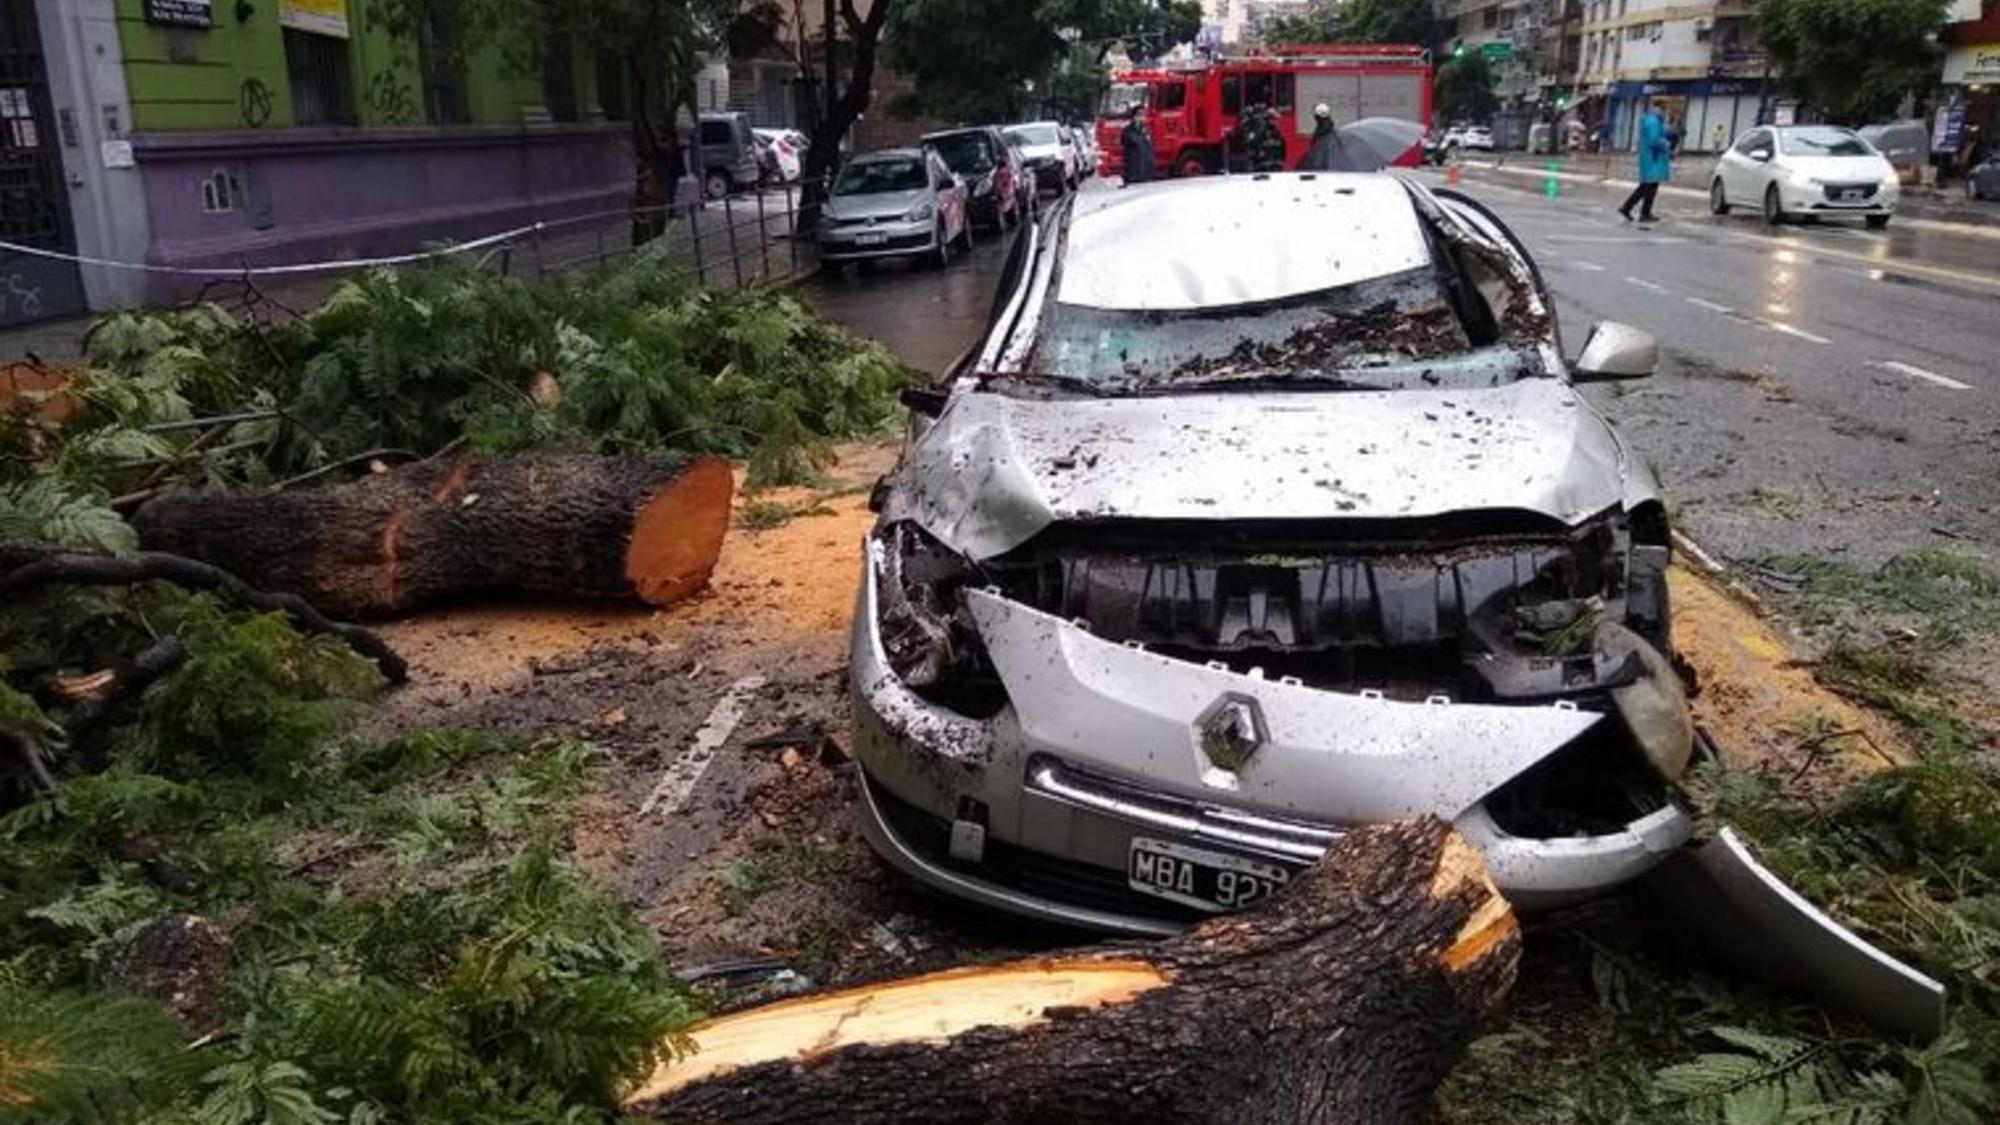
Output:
[144, 0, 212, 29]
[1934, 98, 1967, 152]
[1941, 42, 2000, 85]
[280, 0, 350, 38]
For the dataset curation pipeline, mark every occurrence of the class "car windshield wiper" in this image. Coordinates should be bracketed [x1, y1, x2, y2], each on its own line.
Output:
[982, 372, 1113, 397]
[1131, 372, 1385, 394]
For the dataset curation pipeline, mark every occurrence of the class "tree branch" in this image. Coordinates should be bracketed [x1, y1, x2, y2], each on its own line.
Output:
[0, 550, 409, 684]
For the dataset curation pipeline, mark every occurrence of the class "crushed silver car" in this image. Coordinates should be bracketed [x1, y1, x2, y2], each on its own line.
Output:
[852, 172, 1695, 933]
[847, 171, 1946, 1037]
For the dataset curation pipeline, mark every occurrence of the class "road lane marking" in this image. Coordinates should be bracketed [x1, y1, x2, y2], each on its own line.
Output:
[1570, 260, 1608, 271]
[1545, 234, 1689, 244]
[1686, 297, 1734, 314]
[1624, 276, 1672, 294]
[1763, 321, 1831, 344]
[1874, 360, 1973, 391]
[638, 674, 768, 818]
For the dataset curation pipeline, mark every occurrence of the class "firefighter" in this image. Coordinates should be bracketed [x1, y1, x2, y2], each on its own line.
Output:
[1231, 103, 1285, 172]
[1120, 106, 1155, 185]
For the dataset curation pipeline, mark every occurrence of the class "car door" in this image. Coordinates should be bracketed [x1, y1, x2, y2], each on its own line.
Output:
[1722, 128, 1769, 199]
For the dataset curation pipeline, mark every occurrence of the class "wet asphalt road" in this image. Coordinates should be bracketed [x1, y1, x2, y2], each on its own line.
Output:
[803, 175, 2000, 571]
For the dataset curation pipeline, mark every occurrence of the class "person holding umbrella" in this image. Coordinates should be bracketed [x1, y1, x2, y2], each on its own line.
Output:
[1296, 103, 1357, 171]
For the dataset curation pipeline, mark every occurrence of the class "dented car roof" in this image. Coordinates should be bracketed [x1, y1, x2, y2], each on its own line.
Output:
[1056, 175, 1433, 311]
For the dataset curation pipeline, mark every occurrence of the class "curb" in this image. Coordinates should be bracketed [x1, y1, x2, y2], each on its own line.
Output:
[1459, 160, 2000, 242]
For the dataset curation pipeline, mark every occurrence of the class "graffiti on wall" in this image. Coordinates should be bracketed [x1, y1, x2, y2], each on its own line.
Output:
[367, 71, 419, 126]
[238, 78, 273, 127]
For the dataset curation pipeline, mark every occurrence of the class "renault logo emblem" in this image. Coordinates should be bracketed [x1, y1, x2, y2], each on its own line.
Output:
[1196, 694, 1265, 773]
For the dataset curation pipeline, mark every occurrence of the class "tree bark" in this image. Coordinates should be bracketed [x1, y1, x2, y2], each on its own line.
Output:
[625, 818, 1520, 1124]
[129, 453, 733, 621]
[801, 0, 895, 225]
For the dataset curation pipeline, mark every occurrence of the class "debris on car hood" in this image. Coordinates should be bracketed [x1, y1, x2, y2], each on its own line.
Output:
[884, 378, 1632, 559]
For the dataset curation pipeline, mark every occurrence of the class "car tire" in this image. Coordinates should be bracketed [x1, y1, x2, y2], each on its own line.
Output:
[1709, 179, 1730, 215]
[821, 259, 844, 278]
[1865, 213, 1890, 230]
[704, 170, 731, 200]
[1762, 184, 1785, 225]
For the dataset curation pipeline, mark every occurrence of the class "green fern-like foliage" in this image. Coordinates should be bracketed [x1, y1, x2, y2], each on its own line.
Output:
[0, 974, 200, 1124]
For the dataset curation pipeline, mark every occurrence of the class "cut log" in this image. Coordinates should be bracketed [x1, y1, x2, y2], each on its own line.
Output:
[131, 453, 734, 619]
[625, 818, 1520, 1124]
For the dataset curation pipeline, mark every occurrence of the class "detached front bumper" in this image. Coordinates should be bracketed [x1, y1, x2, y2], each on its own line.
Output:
[848, 541, 1693, 936]
[818, 218, 937, 261]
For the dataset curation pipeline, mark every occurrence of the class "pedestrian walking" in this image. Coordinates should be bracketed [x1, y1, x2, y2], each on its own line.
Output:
[1619, 100, 1672, 223]
[1120, 106, 1155, 185]
[1296, 103, 1357, 172]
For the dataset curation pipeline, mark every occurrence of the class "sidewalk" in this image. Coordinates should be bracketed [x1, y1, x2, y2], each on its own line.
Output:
[1465, 152, 2000, 230]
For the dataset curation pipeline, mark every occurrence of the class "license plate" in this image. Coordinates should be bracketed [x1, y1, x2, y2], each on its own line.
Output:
[1838, 189, 1865, 202]
[1128, 837, 1289, 912]
[856, 231, 886, 245]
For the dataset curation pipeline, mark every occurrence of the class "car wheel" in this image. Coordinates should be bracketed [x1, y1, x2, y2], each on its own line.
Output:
[1175, 152, 1213, 178]
[704, 170, 731, 200]
[1762, 183, 1785, 225]
[1709, 178, 1730, 215]
[929, 223, 950, 269]
[1865, 213, 1891, 230]
[820, 259, 844, 278]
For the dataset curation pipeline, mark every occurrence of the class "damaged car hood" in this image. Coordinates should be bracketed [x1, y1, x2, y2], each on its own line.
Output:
[888, 379, 1634, 559]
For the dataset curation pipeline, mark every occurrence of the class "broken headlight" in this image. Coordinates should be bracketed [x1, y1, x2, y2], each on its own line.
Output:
[874, 523, 1007, 717]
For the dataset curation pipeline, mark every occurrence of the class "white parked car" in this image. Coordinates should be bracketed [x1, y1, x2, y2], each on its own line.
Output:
[1711, 125, 1899, 229]
[752, 127, 808, 183]
[1005, 121, 1080, 193]
[1444, 124, 1493, 153]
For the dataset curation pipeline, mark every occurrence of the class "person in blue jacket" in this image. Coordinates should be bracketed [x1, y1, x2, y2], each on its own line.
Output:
[1618, 100, 1672, 222]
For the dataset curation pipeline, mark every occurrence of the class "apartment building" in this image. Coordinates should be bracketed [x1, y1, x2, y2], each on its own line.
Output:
[1568, 0, 1773, 152]
[1200, 0, 1316, 47]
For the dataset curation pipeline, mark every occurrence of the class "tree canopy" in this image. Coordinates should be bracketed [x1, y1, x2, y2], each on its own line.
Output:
[1432, 50, 1498, 124]
[1261, 0, 1438, 50]
[1758, 0, 1950, 124]
[885, 0, 1200, 122]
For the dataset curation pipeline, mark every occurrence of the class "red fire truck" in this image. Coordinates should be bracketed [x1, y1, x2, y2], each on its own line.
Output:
[1095, 45, 1432, 179]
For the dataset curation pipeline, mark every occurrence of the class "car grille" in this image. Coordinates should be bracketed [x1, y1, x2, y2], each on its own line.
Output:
[1821, 182, 1879, 201]
[869, 779, 1204, 924]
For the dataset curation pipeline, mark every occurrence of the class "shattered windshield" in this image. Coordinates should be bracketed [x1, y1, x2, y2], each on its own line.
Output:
[1023, 267, 1540, 393]
[834, 158, 927, 195]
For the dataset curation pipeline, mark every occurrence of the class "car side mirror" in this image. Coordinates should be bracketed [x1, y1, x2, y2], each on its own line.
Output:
[899, 385, 948, 417]
[1574, 321, 1657, 381]
[1751, 148, 1772, 162]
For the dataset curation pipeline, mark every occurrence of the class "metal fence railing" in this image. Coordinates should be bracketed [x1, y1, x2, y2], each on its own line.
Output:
[489, 181, 818, 292]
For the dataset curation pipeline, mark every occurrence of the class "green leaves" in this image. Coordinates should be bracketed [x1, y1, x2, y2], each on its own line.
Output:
[0, 478, 137, 554]
[1759, 0, 1953, 124]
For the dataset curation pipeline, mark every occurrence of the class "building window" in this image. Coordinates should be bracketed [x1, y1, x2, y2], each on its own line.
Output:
[542, 34, 577, 122]
[201, 169, 238, 213]
[418, 0, 469, 124]
[595, 54, 628, 121]
[283, 29, 355, 126]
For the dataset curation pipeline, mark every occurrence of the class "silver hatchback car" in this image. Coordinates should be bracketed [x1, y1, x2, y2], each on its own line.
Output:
[818, 148, 972, 271]
[851, 173, 1695, 935]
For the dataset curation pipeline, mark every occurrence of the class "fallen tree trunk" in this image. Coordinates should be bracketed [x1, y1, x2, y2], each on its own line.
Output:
[625, 818, 1520, 1124]
[131, 453, 734, 619]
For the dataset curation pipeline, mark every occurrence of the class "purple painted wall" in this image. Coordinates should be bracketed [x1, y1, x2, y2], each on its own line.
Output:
[130, 122, 632, 298]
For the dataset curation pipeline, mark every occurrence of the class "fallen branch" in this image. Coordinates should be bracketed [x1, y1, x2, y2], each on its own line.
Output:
[61, 636, 190, 738]
[0, 550, 408, 684]
[625, 818, 1520, 1124]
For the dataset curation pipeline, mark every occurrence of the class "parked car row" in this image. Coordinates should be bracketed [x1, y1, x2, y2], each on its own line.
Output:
[819, 118, 1098, 272]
